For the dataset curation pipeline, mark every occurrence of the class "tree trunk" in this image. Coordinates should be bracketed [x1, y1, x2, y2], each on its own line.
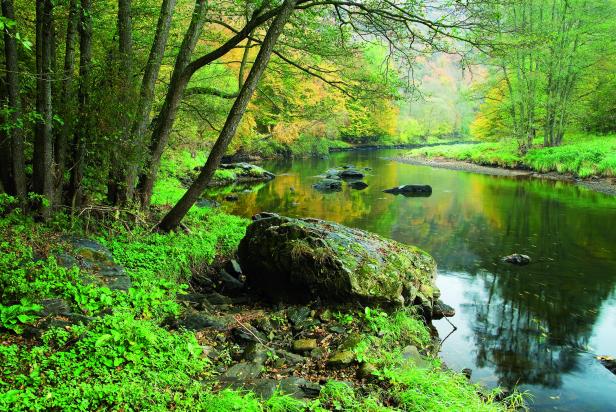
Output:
[158, 0, 297, 231]
[107, 0, 135, 204]
[136, 3, 283, 208]
[32, 0, 54, 216]
[136, 0, 206, 207]
[1, 0, 27, 201]
[0, 82, 12, 194]
[54, 0, 78, 204]
[114, 0, 176, 205]
[238, 38, 252, 89]
[68, 0, 92, 209]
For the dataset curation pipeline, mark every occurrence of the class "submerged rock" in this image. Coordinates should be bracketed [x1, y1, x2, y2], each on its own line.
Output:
[338, 169, 365, 179]
[313, 178, 342, 192]
[238, 213, 438, 306]
[348, 181, 368, 190]
[502, 253, 531, 265]
[383, 185, 432, 196]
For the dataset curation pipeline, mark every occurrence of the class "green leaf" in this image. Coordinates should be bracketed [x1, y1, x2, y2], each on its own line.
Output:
[95, 334, 112, 347]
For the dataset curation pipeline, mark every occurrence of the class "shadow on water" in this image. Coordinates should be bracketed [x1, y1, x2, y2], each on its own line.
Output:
[219, 149, 616, 411]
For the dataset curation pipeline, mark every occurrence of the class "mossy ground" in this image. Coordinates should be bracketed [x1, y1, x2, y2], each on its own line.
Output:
[405, 133, 616, 178]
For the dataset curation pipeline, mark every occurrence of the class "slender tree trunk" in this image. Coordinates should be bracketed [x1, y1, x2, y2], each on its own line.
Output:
[0, 82, 12, 194]
[32, 0, 54, 216]
[158, 0, 298, 231]
[1, 0, 27, 201]
[54, 0, 78, 204]
[108, 0, 135, 204]
[136, 0, 207, 207]
[238, 38, 252, 89]
[68, 0, 92, 209]
[114, 0, 176, 205]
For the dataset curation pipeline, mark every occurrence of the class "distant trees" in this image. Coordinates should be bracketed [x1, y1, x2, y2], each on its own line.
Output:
[475, 0, 616, 147]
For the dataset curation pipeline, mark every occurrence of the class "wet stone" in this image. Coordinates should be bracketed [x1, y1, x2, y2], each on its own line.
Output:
[431, 300, 455, 320]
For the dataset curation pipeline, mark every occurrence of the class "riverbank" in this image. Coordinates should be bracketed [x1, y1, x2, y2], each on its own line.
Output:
[395, 135, 616, 196]
[224, 136, 475, 162]
[0, 182, 523, 410]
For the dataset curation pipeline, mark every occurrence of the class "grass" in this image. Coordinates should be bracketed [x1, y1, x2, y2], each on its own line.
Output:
[405, 133, 616, 178]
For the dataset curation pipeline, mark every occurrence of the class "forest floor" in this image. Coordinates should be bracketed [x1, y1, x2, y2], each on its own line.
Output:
[394, 133, 616, 196]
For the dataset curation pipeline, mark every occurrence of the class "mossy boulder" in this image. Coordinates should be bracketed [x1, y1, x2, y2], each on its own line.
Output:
[210, 163, 275, 186]
[238, 213, 437, 306]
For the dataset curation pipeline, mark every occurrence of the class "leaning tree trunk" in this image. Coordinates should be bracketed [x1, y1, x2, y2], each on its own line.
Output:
[54, 0, 78, 204]
[136, 0, 206, 207]
[1, 0, 27, 201]
[68, 0, 92, 209]
[158, 0, 298, 231]
[114, 0, 177, 205]
[136, 2, 280, 208]
[32, 0, 54, 216]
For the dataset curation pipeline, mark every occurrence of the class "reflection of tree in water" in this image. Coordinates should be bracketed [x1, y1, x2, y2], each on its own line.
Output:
[227, 152, 616, 388]
[392, 176, 616, 388]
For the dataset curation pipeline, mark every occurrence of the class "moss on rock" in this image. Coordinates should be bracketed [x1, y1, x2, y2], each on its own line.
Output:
[238, 213, 437, 307]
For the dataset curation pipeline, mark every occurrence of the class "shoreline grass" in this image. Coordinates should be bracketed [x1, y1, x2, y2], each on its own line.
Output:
[404, 133, 616, 178]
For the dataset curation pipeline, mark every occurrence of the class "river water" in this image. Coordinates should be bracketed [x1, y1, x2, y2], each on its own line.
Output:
[219, 149, 616, 411]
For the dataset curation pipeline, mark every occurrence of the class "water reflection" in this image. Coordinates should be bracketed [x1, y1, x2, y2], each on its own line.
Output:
[213, 149, 616, 411]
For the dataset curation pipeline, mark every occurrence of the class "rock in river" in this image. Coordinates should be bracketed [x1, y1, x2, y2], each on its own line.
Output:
[238, 213, 438, 306]
[348, 181, 368, 190]
[383, 184, 432, 196]
[502, 253, 531, 265]
[313, 178, 342, 192]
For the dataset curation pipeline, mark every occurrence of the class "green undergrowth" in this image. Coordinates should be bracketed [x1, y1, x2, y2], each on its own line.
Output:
[406, 133, 616, 178]
[0, 195, 523, 411]
[153, 150, 234, 206]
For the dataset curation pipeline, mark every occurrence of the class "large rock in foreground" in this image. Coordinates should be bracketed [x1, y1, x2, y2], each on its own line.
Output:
[238, 213, 437, 306]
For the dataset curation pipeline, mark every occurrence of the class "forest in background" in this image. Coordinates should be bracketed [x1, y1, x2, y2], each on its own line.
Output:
[1, 0, 615, 226]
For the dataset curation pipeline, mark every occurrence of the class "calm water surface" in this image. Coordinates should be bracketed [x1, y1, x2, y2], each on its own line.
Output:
[218, 149, 616, 411]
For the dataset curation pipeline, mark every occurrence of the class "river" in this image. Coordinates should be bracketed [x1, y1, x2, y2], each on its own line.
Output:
[217, 149, 616, 411]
